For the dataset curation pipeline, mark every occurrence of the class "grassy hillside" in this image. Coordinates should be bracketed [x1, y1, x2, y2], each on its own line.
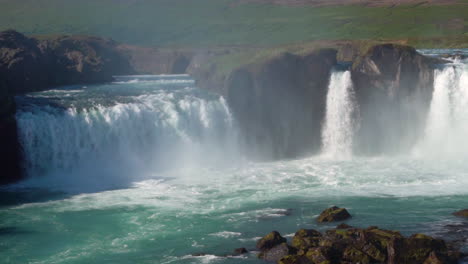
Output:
[0, 0, 467, 47]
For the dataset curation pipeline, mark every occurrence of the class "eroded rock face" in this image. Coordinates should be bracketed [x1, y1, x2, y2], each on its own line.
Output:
[226, 49, 337, 159]
[0, 30, 134, 94]
[351, 44, 442, 154]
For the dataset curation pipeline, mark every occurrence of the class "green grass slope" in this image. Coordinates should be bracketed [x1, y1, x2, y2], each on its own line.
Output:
[0, 0, 467, 47]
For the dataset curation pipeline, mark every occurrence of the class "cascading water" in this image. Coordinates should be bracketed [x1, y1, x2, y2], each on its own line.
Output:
[15, 75, 239, 190]
[415, 59, 468, 160]
[6, 53, 468, 264]
[321, 70, 357, 158]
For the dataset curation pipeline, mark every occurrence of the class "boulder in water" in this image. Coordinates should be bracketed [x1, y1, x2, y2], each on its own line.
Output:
[452, 209, 468, 218]
[317, 206, 352, 222]
[257, 231, 287, 251]
[233, 247, 248, 254]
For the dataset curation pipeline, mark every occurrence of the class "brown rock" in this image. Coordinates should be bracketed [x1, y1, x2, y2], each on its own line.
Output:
[256, 231, 287, 251]
[317, 206, 352, 222]
[452, 209, 468, 218]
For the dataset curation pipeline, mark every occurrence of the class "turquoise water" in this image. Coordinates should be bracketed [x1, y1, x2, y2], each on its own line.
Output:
[2, 73, 468, 263]
[2, 157, 468, 263]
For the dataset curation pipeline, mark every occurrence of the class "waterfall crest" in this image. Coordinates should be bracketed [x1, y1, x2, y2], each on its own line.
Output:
[321, 70, 357, 159]
[16, 76, 239, 186]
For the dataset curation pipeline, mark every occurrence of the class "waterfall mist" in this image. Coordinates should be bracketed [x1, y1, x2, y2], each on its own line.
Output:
[415, 60, 468, 160]
[15, 76, 240, 191]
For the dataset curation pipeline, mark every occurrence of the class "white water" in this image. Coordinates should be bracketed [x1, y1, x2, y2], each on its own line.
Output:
[321, 70, 357, 159]
[415, 60, 468, 160]
[15, 78, 240, 191]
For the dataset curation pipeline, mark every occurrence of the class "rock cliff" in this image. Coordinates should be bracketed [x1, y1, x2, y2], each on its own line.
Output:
[351, 44, 442, 154]
[191, 49, 337, 159]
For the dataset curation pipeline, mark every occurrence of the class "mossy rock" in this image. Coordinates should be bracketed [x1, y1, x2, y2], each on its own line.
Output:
[342, 246, 371, 264]
[452, 209, 468, 218]
[317, 206, 351, 223]
[258, 242, 295, 262]
[305, 247, 333, 264]
[278, 254, 313, 264]
[292, 229, 322, 251]
[256, 231, 287, 251]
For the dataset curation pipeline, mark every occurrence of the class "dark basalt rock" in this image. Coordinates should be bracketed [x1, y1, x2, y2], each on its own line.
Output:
[254, 226, 460, 264]
[317, 206, 352, 223]
[259, 243, 296, 262]
[351, 44, 444, 154]
[278, 254, 312, 264]
[452, 209, 468, 218]
[234, 247, 248, 254]
[190, 49, 337, 160]
[291, 229, 322, 254]
[257, 231, 287, 251]
[226, 49, 337, 159]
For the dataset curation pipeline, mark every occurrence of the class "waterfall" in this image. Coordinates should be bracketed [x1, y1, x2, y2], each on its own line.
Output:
[15, 76, 239, 187]
[321, 70, 357, 158]
[415, 60, 468, 159]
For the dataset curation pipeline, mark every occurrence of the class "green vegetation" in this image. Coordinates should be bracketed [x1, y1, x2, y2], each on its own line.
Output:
[0, 0, 467, 47]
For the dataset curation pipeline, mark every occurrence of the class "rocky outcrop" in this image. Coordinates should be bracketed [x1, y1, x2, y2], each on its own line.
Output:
[317, 206, 352, 223]
[0, 30, 135, 184]
[228, 49, 336, 159]
[256, 226, 460, 264]
[453, 209, 468, 218]
[351, 44, 443, 154]
[0, 30, 134, 94]
[192, 49, 337, 159]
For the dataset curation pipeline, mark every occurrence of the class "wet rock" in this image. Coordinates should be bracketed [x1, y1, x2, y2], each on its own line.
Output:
[278, 254, 312, 264]
[453, 209, 468, 218]
[336, 223, 353, 229]
[342, 246, 371, 264]
[291, 229, 322, 253]
[253, 225, 461, 264]
[233, 247, 248, 254]
[305, 246, 336, 264]
[257, 231, 287, 251]
[317, 206, 352, 222]
[387, 233, 456, 264]
[192, 49, 337, 159]
[259, 243, 295, 262]
[191, 252, 206, 256]
[351, 44, 443, 154]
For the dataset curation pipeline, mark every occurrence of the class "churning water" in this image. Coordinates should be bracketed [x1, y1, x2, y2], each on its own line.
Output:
[2, 55, 468, 264]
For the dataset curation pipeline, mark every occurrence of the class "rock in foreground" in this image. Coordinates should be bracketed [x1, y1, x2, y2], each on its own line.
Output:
[256, 226, 460, 264]
[317, 206, 352, 222]
[453, 209, 468, 218]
